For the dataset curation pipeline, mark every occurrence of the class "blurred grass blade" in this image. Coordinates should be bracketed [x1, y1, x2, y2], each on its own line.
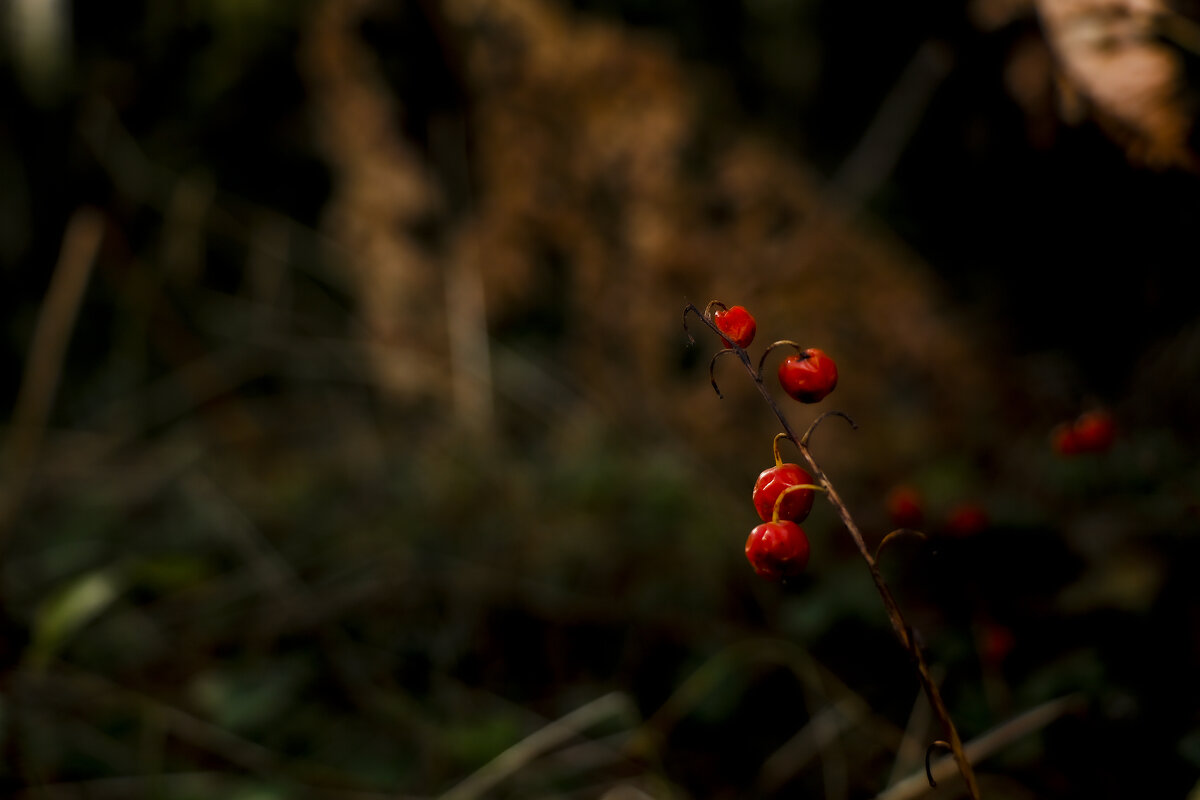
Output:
[28, 564, 126, 670]
[437, 691, 638, 800]
[875, 694, 1085, 800]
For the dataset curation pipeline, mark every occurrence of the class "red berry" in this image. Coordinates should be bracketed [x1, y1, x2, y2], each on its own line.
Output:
[1051, 410, 1115, 456]
[945, 502, 988, 537]
[1072, 410, 1115, 453]
[778, 348, 838, 403]
[752, 463, 816, 523]
[1051, 422, 1081, 456]
[885, 485, 924, 529]
[979, 622, 1015, 667]
[712, 305, 756, 349]
[745, 520, 810, 580]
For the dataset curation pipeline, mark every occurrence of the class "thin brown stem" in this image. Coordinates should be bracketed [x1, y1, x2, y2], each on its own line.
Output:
[771, 483, 825, 523]
[757, 339, 802, 379]
[708, 349, 740, 399]
[875, 529, 929, 563]
[0, 208, 105, 552]
[687, 303, 982, 799]
[925, 740, 952, 788]
[880, 694, 1084, 800]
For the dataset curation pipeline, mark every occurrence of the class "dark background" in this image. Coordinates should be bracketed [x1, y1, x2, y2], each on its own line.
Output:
[2, 1, 1199, 798]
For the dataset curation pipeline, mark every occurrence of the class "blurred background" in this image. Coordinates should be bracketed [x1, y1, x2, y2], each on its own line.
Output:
[2, 0, 1200, 797]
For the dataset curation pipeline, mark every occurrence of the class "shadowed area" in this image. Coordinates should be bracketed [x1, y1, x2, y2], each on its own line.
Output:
[2, 1, 1200, 797]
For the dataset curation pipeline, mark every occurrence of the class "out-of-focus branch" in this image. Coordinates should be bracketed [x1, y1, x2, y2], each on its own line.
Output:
[826, 40, 955, 214]
[0, 207, 105, 549]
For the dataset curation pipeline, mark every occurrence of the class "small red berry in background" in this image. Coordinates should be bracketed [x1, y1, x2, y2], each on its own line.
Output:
[886, 485, 924, 529]
[1051, 422, 1081, 456]
[778, 348, 838, 403]
[1072, 410, 1115, 452]
[979, 622, 1015, 667]
[753, 463, 816, 523]
[711, 304, 756, 349]
[745, 520, 810, 580]
[1052, 409, 1116, 456]
[945, 502, 988, 537]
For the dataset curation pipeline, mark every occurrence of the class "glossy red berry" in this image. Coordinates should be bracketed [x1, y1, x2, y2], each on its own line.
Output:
[778, 348, 838, 403]
[752, 463, 816, 523]
[712, 305, 756, 349]
[745, 520, 810, 580]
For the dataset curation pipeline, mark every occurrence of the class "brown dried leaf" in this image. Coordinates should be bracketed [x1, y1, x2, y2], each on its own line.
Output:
[1036, 0, 1199, 168]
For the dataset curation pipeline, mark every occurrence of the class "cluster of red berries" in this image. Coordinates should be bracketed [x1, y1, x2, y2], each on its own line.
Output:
[884, 485, 989, 538]
[706, 302, 841, 581]
[746, 451, 818, 581]
[1051, 409, 1116, 456]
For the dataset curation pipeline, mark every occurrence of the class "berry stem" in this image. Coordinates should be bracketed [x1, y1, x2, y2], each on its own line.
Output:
[771, 432, 788, 468]
[708, 350, 740, 399]
[703, 299, 728, 318]
[874, 528, 929, 563]
[756, 339, 804, 378]
[684, 302, 983, 799]
[771, 482, 825, 523]
[926, 740, 953, 788]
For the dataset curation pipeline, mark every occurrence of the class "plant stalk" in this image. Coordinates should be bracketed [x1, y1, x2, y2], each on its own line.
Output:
[685, 303, 982, 799]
